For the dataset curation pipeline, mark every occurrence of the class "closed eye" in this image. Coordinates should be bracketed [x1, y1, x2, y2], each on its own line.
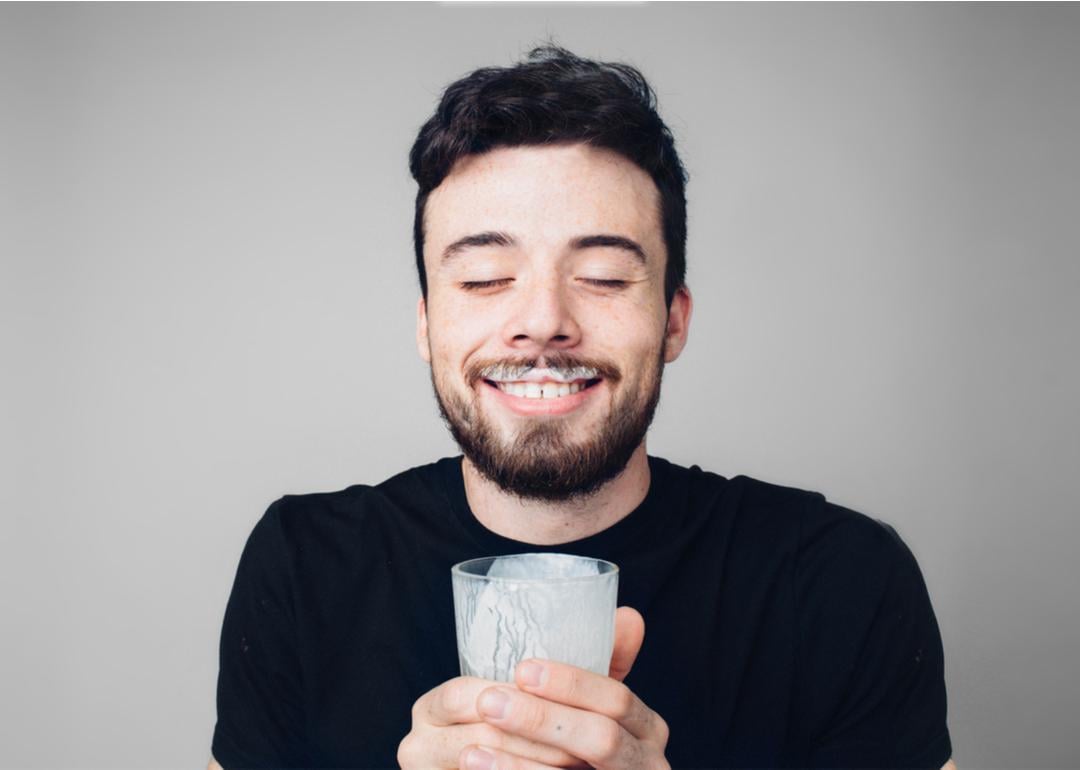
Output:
[460, 278, 513, 291]
[582, 278, 628, 289]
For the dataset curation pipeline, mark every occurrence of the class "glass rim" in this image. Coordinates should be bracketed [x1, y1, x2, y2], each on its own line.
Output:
[451, 553, 619, 584]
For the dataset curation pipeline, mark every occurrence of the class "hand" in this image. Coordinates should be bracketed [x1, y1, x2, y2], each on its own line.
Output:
[398, 607, 660, 769]
[397, 673, 585, 769]
[460, 606, 670, 770]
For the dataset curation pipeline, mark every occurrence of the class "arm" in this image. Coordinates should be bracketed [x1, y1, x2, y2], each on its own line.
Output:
[210, 502, 308, 767]
[799, 512, 953, 767]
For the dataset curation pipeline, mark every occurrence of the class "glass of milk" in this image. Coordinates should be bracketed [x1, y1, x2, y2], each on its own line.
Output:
[451, 553, 619, 683]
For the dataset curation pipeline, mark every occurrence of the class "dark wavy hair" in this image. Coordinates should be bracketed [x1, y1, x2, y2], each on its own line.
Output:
[408, 45, 688, 308]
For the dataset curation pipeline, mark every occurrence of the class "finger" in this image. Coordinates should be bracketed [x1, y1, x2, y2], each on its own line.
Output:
[413, 722, 581, 768]
[608, 606, 645, 682]
[459, 744, 581, 770]
[415, 676, 509, 726]
[513, 658, 665, 742]
[477, 686, 642, 768]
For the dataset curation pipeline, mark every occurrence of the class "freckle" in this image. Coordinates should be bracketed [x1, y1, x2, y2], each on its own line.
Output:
[556, 724, 562, 731]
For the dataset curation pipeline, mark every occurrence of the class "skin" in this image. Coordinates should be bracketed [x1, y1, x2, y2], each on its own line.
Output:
[416, 143, 691, 545]
[207, 143, 957, 770]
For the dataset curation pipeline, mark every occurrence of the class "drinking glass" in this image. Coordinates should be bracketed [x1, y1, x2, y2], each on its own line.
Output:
[451, 553, 619, 683]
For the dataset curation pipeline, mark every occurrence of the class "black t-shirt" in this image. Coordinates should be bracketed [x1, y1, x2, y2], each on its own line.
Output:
[212, 456, 951, 768]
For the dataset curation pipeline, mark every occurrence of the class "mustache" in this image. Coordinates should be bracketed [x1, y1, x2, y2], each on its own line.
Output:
[466, 354, 621, 386]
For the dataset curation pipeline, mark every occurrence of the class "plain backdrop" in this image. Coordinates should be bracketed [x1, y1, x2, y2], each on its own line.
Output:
[2, 3, 1079, 768]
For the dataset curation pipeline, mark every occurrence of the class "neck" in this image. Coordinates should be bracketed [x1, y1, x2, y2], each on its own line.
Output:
[461, 443, 652, 546]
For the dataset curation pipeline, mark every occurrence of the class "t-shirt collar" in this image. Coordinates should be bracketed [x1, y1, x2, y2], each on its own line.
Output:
[438, 454, 669, 561]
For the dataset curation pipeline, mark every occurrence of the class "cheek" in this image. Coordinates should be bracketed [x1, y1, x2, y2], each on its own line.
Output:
[426, 307, 494, 367]
[592, 310, 665, 356]
[585, 293, 665, 333]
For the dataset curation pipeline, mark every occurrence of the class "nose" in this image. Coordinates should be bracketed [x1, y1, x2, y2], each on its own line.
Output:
[501, 275, 582, 352]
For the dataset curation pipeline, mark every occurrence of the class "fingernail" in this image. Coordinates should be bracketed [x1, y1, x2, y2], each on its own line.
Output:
[465, 747, 495, 770]
[478, 688, 510, 719]
[518, 660, 545, 687]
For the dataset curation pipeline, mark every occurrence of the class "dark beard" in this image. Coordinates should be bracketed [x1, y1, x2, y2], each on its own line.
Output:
[430, 350, 664, 502]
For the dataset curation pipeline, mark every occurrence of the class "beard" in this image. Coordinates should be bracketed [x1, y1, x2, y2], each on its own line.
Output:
[430, 350, 664, 502]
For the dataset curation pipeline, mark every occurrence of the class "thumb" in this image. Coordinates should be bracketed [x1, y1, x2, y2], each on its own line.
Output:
[608, 606, 645, 682]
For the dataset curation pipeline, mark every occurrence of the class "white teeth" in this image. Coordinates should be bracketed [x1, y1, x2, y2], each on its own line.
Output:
[484, 366, 599, 383]
[495, 380, 588, 399]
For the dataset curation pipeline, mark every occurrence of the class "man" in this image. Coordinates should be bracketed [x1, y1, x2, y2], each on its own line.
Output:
[209, 46, 954, 769]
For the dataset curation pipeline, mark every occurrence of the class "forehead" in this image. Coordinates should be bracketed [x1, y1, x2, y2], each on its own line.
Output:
[423, 143, 663, 261]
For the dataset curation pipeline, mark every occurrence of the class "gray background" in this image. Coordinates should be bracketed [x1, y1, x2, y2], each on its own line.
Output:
[2, 3, 1078, 768]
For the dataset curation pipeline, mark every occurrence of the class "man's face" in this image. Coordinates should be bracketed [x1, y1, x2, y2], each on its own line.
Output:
[416, 143, 691, 501]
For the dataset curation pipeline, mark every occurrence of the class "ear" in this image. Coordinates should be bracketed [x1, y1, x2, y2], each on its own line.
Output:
[416, 295, 431, 363]
[662, 285, 693, 363]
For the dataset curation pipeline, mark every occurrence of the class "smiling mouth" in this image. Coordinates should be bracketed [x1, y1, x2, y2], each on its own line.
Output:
[483, 378, 603, 400]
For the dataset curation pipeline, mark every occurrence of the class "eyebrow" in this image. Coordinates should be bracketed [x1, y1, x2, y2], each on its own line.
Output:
[570, 234, 648, 265]
[440, 231, 649, 264]
[441, 231, 515, 262]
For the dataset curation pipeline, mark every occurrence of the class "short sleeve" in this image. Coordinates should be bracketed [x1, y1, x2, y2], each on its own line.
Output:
[211, 500, 309, 768]
[796, 508, 952, 768]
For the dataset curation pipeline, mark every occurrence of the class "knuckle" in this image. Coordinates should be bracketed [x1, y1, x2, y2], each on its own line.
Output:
[519, 699, 549, 734]
[611, 684, 635, 721]
[439, 679, 464, 717]
[543, 745, 585, 768]
[588, 720, 624, 764]
[476, 722, 506, 750]
[561, 667, 582, 701]
[655, 714, 670, 745]
[648, 751, 672, 770]
[522, 699, 548, 730]
[643, 754, 669, 770]
[396, 733, 416, 767]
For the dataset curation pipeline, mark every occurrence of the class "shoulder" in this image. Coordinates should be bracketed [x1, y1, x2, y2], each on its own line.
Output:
[772, 492, 935, 657]
[727, 472, 911, 571]
[660, 459, 915, 580]
[247, 458, 451, 557]
[795, 496, 919, 596]
[657, 458, 830, 528]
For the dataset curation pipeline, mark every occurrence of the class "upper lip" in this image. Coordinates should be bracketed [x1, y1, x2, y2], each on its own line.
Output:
[483, 368, 600, 384]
